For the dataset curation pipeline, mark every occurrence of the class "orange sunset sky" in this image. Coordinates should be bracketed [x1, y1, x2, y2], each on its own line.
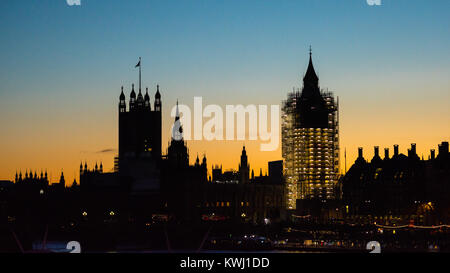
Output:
[0, 1, 449, 184]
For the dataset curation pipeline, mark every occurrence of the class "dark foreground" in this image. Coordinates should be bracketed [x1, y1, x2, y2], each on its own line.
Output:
[1, 220, 448, 253]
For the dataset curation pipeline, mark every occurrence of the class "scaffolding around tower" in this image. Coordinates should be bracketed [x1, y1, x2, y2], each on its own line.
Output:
[282, 88, 340, 210]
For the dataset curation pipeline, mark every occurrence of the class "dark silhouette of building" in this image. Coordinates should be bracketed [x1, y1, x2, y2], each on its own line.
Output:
[190, 145, 285, 224]
[239, 146, 250, 184]
[11, 169, 65, 194]
[15, 170, 48, 189]
[1, 66, 288, 253]
[79, 162, 120, 190]
[0, 180, 14, 196]
[118, 84, 162, 192]
[211, 166, 239, 184]
[268, 160, 283, 185]
[119, 84, 162, 160]
[167, 101, 189, 169]
[160, 101, 208, 220]
[342, 142, 450, 225]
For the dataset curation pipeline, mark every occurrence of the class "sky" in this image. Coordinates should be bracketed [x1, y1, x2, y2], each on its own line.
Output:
[0, 0, 449, 184]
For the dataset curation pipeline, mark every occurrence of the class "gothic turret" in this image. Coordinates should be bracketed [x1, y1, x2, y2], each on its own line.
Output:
[239, 146, 250, 184]
[130, 84, 136, 111]
[154, 85, 161, 112]
[202, 154, 207, 169]
[195, 154, 200, 166]
[59, 171, 65, 187]
[144, 87, 151, 110]
[136, 86, 144, 109]
[119, 86, 126, 113]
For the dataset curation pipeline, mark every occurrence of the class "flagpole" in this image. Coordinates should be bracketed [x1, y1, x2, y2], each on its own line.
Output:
[139, 57, 141, 92]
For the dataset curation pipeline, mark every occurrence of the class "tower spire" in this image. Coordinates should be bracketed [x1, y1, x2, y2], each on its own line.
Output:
[303, 46, 319, 90]
[175, 100, 179, 120]
[172, 100, 183, 141]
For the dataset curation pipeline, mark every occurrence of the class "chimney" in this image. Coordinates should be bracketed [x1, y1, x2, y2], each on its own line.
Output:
[358, 147, 363, 158]
[394, 145, 399, 157]
[411, 143, 417, 155]
[430, 149, 435, 160]
[374, 146, 379, 158]
[384, 148, 389, 160]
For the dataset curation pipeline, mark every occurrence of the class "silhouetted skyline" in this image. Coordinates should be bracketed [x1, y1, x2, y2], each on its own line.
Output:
[1, 2, 450, 255]
[1, 0, 449, 184]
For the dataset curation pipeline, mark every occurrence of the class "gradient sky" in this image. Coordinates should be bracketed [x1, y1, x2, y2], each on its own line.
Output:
[0, 0, 449, 184]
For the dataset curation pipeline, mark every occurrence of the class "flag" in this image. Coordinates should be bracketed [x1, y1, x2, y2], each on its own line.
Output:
[135, 60, 141, 68]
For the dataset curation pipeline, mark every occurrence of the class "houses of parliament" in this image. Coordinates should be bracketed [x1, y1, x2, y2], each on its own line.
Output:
[0, 65, 285, 227]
